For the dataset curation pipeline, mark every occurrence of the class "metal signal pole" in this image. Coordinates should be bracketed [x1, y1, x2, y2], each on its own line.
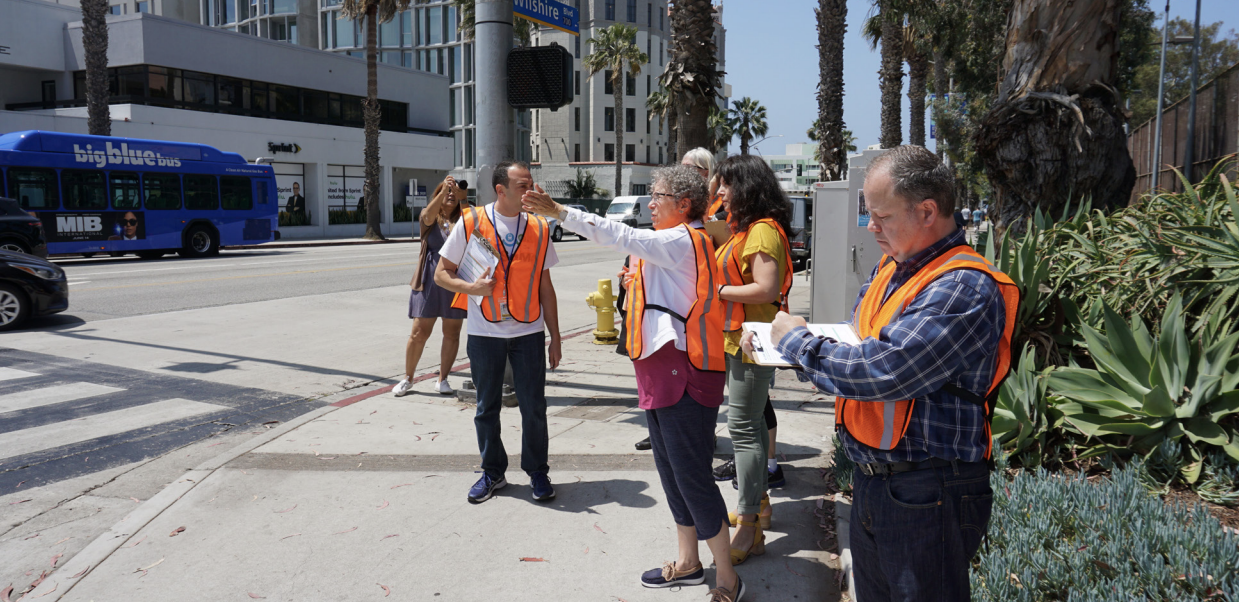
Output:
[1150, 0, 1170, 192]
[475, 0, 515, 204]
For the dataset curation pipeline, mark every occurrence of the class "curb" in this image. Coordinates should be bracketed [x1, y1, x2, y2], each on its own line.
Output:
[835, 493, 856, 600]
[228, 237, 418, 250]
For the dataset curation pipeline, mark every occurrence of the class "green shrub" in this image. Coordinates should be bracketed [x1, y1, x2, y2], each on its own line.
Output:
[328, 208, 368, 225]
[278, 211, 312, 227]
[393, 204, 413, 222]
[973, 460, 1239, 601]
[831, 434, 854, 494]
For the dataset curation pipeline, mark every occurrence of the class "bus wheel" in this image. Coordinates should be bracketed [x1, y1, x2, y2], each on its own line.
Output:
[136, 250, 165, 260]
[180, 226, 219, 258]
[81, 253, 96, 258]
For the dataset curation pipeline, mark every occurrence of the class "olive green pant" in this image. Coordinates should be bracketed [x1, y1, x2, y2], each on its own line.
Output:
[726, 352, 773, 515]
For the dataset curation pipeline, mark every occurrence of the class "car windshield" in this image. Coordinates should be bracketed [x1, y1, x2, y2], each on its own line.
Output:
[607, 203, 634, 215]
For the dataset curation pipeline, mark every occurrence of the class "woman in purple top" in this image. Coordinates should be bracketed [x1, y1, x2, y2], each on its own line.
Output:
[393, 177, 468, 397]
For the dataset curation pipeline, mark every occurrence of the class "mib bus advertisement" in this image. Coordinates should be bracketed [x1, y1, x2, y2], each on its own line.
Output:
[43, 211, 147, 242]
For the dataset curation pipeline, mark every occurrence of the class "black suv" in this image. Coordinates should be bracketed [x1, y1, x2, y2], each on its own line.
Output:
[0, 197, 48, 258]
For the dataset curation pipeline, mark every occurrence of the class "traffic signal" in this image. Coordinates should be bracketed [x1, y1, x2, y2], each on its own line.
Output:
[507, 43, 573, 110]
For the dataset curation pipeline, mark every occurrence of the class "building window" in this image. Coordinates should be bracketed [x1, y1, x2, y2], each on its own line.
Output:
[604, 107, 614, 132]
[632, 183, 646, 195]
[658, 147, 663, 164]
[575, 34, 580, 58]
[605, 0, 614, 21]
[625, 108, 635, 132]
[645, 145, 650, 163]
[646, 110, 650, 134]
[625, 144, 635, 162]
[575, 70, 580, 96]
[647, 34, 651, 57]
[574, 144, 581, 162]
[109, 4, 124, 14]
[574, 107, 580, 131]
[604, 71, 613, 95]
[625, 73, 634, 96]
[136, 1, 149, 12]
[605, 143, 615, 162]
[659, 4, 664, 30]
[626, 0, 636, 22]
[647, 2, 652, 25]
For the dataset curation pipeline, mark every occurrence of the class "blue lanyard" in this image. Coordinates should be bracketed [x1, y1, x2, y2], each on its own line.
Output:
[487, 204, 525, 276]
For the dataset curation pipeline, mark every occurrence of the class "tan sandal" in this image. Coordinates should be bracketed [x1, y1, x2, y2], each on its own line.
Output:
[729, 518, 766, 565]
[727, 493, 771, 529]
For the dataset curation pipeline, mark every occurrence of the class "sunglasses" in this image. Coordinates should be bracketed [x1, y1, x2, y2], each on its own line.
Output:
[119, 219, 138, 226]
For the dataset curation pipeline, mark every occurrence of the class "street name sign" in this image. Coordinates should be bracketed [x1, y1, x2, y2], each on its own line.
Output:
[514, 0, 579, 36]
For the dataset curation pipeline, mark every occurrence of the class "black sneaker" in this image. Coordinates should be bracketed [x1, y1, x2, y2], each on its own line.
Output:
[635, 437, 652, 451]
[712, 457, 736, 481]
[768, 464, 786, 488]
[530, 471, 556, 502]
[640, 561, 705, 588]
[467, 473, 506, 504]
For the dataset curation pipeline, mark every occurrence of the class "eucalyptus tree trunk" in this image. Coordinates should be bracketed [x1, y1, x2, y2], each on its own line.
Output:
[82, 0, 110, 136]
[932, 46, 946, 159]
[975, 0, 1135, 234]
[816, 0, 847, 181]
[613, 75, 625, 197]
[878, 14, 903, 148]
[362, 3, 384, 240]
[907, 49, 928, 147]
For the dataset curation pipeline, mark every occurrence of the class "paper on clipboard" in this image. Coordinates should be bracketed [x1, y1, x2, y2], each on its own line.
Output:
[457, 234, 500, 305]
[741, 321, 861, 367]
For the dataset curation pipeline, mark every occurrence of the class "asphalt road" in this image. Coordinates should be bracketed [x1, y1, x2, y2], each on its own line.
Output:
[42, 237, 615, 325]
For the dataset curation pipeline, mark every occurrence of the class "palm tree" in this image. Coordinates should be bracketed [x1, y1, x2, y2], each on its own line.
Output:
[975, 0, 1135, 233]
[815, 0, 847, 181]
[872, 1, 903, 148]
[662, 0, 724, 153]
[903, 23, 930, 147]
[81, 0, 110, 135]
[729, 97, 768, 156]
[646, 89, 677, 162]
[807, 119, 856, 175]
[583, 24, 648, 199]
[453, 0, 534, 46]
[706, 104, 734, 154]
[564, 169, 605, 199]
[341, 0, 411, 241]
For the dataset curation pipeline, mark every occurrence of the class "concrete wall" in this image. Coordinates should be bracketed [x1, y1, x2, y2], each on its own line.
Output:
[0, 0, 77, 73]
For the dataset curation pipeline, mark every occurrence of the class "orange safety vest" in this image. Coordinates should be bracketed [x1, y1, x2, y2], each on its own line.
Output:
[707, 194, 724, 217]
[836, 245, 1020, 459]
[450, 206, 551, 323]
[624, 224, 725, 372]
[715, 218, 794, 331]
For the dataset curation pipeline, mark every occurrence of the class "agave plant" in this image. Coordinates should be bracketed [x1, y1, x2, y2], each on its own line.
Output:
[1047, 294, 1239, 482]
[991, 344, 1065, 467]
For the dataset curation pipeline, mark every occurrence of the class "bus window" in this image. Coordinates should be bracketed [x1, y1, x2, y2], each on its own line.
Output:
[6, 168, 59, 210]
[110, 172, 142, 209]
[143, 173, 182, 210]
[184, 174, 220, 210]
[62, 170, 109, 210]
[221, 176, 253, 210]
[255, 180, 270, 205]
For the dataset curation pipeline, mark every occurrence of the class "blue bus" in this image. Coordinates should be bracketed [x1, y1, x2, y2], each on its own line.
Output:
[0, 131, 279, 259]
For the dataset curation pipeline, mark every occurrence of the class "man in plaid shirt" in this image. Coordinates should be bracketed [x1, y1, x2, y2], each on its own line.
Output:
[747, 146, 1013, 602]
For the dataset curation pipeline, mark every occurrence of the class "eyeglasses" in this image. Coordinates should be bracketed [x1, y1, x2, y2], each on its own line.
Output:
[120, 219, 138, 226]
[651, 192, 678, 201]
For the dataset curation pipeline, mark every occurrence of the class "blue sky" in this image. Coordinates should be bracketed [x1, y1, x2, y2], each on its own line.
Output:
[721, 0, 1233, 156]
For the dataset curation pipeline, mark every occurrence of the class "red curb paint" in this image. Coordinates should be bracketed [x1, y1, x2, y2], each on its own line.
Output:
[331, 386, 394, 408]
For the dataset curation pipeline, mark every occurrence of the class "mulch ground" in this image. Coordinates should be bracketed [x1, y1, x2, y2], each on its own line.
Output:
[1164, 487, 1239, 530]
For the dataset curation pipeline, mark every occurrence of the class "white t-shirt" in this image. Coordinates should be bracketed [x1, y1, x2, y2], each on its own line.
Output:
[440, 205, 560, 339]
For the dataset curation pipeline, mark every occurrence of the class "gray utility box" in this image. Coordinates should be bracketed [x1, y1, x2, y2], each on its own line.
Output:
[810, 149, 888, 324]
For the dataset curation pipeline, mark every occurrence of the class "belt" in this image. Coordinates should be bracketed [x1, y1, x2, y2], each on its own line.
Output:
[855, 457, 979, 477]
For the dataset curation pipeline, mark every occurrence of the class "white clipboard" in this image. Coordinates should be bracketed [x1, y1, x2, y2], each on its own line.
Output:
[457, 234, 500, 306]
[741, 321, 861, 367]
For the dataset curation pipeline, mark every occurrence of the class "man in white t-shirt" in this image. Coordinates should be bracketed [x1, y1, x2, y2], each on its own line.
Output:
[435, 161, 562, 504]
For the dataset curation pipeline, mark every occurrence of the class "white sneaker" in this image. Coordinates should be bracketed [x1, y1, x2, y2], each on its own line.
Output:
[437, 380, 455, 395]
[392, 379, 413, 397]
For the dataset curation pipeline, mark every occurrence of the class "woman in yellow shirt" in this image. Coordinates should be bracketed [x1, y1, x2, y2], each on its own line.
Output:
[714, 154, 794, 565]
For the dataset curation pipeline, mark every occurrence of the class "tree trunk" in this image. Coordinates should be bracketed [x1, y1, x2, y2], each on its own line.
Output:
[907, 50, 928, 147]
[932, 46, 946, 158]
[739, 130, 750, 156]
[678, 97, 711, 155]
[667, 0, 720, 153]
[82, 0, 110, 136]
[879, 13, 903, 149]
[974, 0, 1135, 234]
[816, 0, 847, 182]
[363, 4, 384, 240]
[667, 104, 679, 165]
[614, 78, 624, 197]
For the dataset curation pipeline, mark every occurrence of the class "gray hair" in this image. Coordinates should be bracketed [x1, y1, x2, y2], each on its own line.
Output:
[681, 147, 716, 183]
[652, 164, 709, 221]
[868, 145, 955, 217]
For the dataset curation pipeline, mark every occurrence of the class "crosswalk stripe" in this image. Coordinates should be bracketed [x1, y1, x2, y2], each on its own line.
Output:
[0, 398, 229, 461]
[0, 383, 126, 414]
[0, 368, 40, 382]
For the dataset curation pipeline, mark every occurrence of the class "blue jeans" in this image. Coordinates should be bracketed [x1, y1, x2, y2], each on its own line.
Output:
[468, 332, 549, 479]
[851, 460, 993, 602]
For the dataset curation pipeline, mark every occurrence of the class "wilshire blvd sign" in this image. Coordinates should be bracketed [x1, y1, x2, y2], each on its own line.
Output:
[514, 0, 578, 35]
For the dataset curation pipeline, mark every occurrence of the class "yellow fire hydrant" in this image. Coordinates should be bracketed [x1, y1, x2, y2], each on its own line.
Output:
[586, 278, 620, 345]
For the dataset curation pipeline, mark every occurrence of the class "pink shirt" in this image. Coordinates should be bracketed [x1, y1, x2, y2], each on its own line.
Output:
[633, 342, 726, 410]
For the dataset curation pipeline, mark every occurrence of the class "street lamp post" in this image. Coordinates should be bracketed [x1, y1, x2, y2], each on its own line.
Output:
[749, 134, 784, 156]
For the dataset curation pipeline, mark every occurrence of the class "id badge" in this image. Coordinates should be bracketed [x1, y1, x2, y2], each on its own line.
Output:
[499, 302, 515, 322]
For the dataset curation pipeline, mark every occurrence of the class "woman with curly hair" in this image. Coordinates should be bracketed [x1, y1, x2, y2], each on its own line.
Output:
[713, 154, 794, 565]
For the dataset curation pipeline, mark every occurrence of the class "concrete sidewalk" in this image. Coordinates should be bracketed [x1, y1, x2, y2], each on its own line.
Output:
[20, 325, 841, 601]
